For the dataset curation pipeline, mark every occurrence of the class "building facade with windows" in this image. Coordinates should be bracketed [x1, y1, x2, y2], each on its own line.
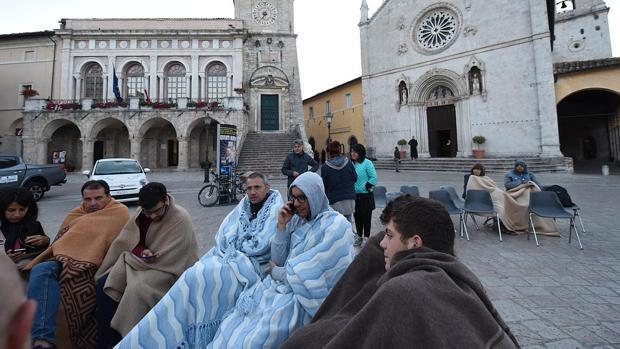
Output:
[0, 31, 56, 155]
[16, 0, 305, 170]
[359, 0, 614, 161]
[303, 77, 364, 161]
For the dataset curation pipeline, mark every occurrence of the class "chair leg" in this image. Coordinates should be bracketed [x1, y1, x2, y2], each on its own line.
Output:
[458, 213, 463, 238]
[573, 218, 584, 250]
[574, 208, 586, 234]
[496, 213, 503, 242]
[529, 214, 540, 247]
[569, 218, 573, 244]
[461, 212, 470, 241]
[471, 215, 480, 231]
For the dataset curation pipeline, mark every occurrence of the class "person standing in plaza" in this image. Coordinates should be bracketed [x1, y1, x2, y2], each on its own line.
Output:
[351, 144, 378, 246]
[408, 137, 418, 160]
[321, 141, 357, 227]
[393, 146, 401, 172]
[282, 139, 319, 188]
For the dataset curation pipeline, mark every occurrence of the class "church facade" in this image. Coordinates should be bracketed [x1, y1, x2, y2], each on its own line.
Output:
[20, 0, 304, 171]
[359, 0, 612, 159]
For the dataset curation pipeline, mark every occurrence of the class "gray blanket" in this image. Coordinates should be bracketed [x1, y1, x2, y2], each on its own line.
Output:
[280, 233, 520, 348]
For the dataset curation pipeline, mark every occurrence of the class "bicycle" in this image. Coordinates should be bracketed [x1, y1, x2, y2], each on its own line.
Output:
[198, 169, 246, 207]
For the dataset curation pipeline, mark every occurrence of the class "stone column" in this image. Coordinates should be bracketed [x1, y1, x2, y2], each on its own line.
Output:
[191, 55, 199, 100]
[177, 136, 189, 170]
[130, 137, 142, 162]
[149, 56, 158, 99]
[158, 74, 165, 100]
[37, 138, 50, 164]
[74, 75, 82, 101]
[81, 137, 94, 171]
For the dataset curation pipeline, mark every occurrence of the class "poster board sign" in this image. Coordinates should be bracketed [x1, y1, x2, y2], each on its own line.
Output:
[217, 124, 237, 178]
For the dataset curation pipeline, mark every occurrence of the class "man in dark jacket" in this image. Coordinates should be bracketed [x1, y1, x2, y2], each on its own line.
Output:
[321, 141, 357, 226]
[282, 139, 319, 187]
[408, 137, 418, 160]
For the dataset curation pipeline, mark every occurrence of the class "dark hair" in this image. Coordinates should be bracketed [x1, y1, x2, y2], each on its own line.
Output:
[81, 180, 110, 196]
[470, 163, 486, 176]
[351, 143, 367, 163]
[327, 141, 341, 157]
[138, 182, 167, 209]
[379, 195, 455, 256]
[0, 188, 39, 228]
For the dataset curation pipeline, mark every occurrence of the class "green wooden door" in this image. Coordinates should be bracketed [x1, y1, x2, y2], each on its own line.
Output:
[261, 95, 279, 131]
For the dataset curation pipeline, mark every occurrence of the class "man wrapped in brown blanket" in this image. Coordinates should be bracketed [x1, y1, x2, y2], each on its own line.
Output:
[95, 183, 198, 347]
[280, 195, 519, 349]
[24, 180, 130, 349]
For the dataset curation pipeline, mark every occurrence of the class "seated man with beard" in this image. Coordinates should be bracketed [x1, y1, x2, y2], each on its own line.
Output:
[117, 172, 355, 349]
[95, 182, 199, 348]
[281, 195, 519, 349]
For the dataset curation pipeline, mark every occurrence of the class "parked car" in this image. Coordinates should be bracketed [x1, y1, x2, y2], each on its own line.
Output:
[0, 155, 67, 200]
[83, 158, 150, 203]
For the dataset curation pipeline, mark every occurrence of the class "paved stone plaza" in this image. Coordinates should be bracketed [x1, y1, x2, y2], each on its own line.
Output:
[37, 169, 620, 348]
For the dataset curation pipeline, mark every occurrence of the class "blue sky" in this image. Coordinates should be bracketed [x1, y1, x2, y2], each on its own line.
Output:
[0, 0, 617, 99]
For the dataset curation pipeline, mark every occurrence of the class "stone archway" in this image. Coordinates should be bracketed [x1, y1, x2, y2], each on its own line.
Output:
[42, 120, 83, 171]
[557, 89, 620, 172]
[137, 118, 179, 169]
[90, 118, 131, 162]
[186, 117, 217, 169]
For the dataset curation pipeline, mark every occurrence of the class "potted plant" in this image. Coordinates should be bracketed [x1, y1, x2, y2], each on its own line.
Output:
[397, 139, 408, 159]
[472, 135, 486, 159]
[21, 88, 39, 98]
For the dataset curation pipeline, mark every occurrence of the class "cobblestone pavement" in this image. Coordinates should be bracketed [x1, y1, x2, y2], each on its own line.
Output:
[38, 169, 620, 348]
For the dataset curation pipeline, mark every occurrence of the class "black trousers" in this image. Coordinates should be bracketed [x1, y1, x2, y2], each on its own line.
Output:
[354, 210, 372, 238]
[96, 275, 122, 349]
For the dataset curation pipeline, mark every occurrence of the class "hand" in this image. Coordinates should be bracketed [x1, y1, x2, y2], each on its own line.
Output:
[269, 260, 276, 273]
[277, 203, 295, 230]
[292, 171, 300, 177]
[6, 249, 25, 261]
[21, 261, 35, 272]
[25, 235, 49, 247]
[141, 249, 159, 263]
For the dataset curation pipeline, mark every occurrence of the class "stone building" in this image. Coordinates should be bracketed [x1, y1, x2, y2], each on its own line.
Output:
[358, 0, 613, 161]
[19, 0, 305, 171]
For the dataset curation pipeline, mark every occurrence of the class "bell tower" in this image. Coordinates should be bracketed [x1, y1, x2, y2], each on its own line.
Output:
[234, 0, 295, 34]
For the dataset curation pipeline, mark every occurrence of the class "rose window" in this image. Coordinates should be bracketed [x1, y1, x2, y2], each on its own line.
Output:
[415, 9, 458, 52]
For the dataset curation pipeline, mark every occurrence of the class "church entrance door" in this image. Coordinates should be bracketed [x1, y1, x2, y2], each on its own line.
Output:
[261, 95, 279, 131]
[427, 105, 457, 157]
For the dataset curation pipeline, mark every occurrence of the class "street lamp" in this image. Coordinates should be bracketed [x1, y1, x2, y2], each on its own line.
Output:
[326, 111, 333, 144]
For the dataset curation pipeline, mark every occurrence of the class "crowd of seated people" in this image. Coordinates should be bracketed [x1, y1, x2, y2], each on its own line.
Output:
[1, 149, 528, 348]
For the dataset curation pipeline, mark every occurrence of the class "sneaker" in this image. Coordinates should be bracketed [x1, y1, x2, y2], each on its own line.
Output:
[354, 236, 363, 247]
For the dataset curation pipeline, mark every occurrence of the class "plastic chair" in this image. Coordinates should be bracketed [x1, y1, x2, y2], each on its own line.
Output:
[529, 191, 583, 249]
[462, 190, 502, 242]
[439, 185, 464, 209]
[429, 190, 464, 238]
[386, 191, 404, 204]
[374, 186, 388, 208]
[400, 185, 420, 197]
[570, 204, 587, 234]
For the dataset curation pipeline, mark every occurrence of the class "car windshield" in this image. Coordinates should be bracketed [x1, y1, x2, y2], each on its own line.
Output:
[94, 161, 142, 175]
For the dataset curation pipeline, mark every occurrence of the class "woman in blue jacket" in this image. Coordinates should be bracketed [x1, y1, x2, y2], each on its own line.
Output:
[350, 144, 378, 246]
[321, 141, 357, 227]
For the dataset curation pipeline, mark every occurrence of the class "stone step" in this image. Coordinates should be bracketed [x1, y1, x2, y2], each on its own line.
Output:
[237, 132, 297, 176]
[372, 157, 571, 173]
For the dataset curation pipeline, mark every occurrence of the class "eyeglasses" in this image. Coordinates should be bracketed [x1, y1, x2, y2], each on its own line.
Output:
[142, 203, 167, 217]
[289, 193, 307, 203]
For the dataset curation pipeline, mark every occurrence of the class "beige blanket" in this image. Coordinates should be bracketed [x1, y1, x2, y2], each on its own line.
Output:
[467, 175, 558, 236]
[95, 194, 199, 335]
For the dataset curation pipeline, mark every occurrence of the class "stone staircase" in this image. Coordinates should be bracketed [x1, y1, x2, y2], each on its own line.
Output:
[373, 157, 573, 173]
[237, 132, 297, 177]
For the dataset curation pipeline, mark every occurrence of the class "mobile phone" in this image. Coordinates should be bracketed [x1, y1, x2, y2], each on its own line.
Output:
[141, 254, 158, 260]
[13, 248, 27, 253]
[287, 202, 297, 213]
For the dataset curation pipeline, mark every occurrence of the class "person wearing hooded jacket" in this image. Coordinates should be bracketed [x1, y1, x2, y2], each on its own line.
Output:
[321, 141, 357, 227]
[504, 160, 544, 191]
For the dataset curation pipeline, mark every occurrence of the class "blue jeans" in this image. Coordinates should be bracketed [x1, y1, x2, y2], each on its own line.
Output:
[28, 260, 62, 345]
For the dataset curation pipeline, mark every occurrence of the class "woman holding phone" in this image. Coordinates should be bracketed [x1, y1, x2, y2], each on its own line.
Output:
[0, 187, 49, 266]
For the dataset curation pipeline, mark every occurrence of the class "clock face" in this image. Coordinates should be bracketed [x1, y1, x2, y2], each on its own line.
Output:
[252, 1, 278, 26]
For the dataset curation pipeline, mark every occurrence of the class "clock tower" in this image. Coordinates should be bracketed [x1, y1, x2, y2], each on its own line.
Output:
[234, 0, 305, 138]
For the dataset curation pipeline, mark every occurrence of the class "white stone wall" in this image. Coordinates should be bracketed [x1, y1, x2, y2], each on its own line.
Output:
[361, 0, 561, 158]
[553, 0, 613, 63]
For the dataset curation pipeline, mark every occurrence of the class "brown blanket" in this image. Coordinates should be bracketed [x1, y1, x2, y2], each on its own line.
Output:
[96, 194, 199, 336]
[31, 199, 130, 349]
[280, 233, 520, 349]
[467, 175, 558, 235]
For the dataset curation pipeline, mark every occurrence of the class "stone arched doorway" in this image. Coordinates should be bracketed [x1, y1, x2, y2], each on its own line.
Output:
[42, 120, 83, 171]
[426, 86, 457, 158]
[138, 118, 179, 169]
[557, 89, 620, 172]
[187, 117, 218, 169]
[90, 118, 130, 163]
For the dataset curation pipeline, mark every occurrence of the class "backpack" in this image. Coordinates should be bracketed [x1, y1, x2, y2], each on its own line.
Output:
[543, 185, 575, 207]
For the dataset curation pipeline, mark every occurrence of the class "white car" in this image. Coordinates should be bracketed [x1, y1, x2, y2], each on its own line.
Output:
[83, 158, 150, 203]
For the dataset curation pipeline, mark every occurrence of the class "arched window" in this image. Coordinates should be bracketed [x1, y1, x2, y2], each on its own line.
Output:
[207, 62, 227, 103]
[125, 63, 144, 98]
[83, 63, 103, 101]
[165, 63, 187, 99]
